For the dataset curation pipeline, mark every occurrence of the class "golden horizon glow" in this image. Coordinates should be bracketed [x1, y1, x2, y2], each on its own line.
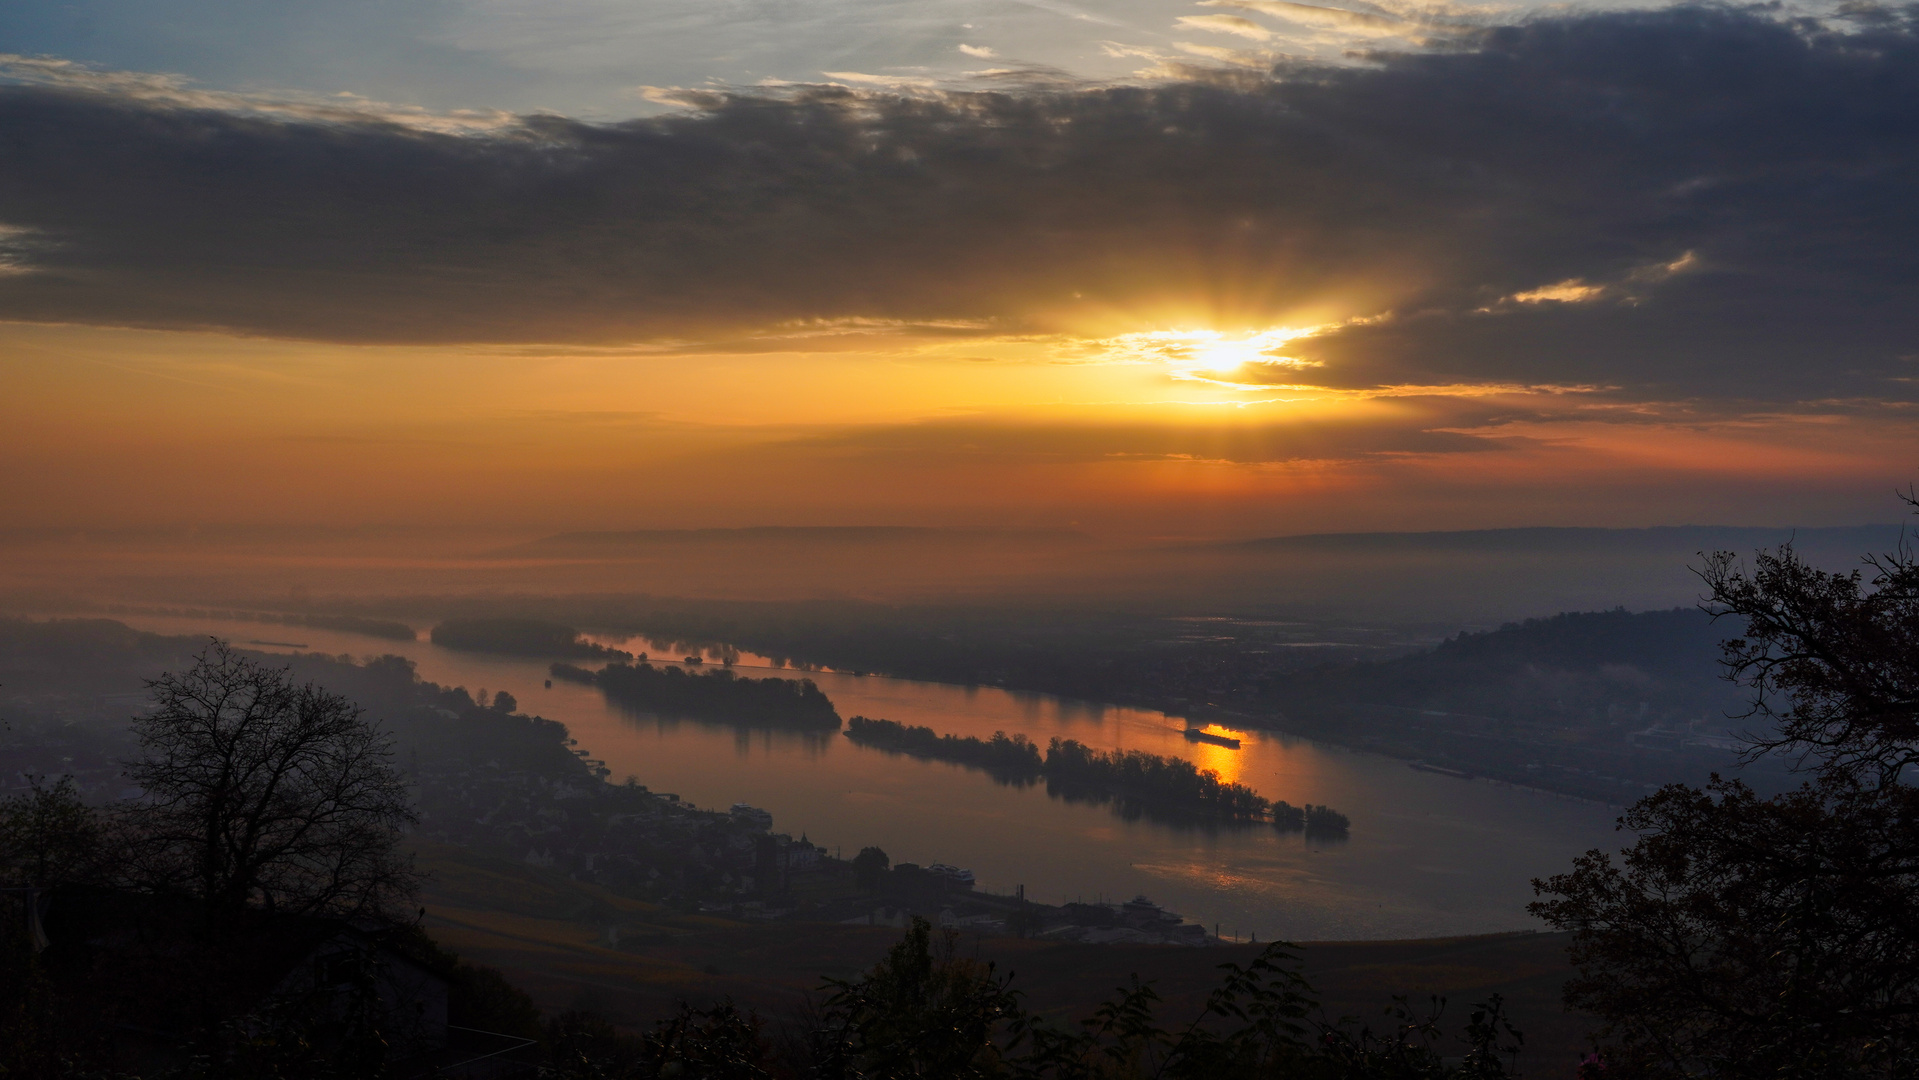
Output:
[2, 316, 1913, 534]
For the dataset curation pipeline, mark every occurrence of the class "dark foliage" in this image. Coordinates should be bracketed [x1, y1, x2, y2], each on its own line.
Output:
[1267, 801, 1350, 835]
[806, 917, 1520, 1079]
[559, 660, 841, 729]
[545, 1002, 773, 1080]
[1534, 776, 1919, 1077]
[1701, 506, 1919, 781]
[846, 716, 1045, 780]
[1316, 995, 1525, 1080]
[811, 917, 1029, 1079]
[0, 775, 115, 888]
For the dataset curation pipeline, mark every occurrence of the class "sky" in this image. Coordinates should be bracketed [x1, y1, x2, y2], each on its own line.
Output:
[1, 0, 1916, 538]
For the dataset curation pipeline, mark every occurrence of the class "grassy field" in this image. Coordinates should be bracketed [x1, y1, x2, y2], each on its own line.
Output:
[416, 844, 1590, 1074]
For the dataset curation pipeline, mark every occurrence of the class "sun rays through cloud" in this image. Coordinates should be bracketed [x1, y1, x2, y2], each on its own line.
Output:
[1099, 328, 1328, 388]
[1, 4, 1915, 533]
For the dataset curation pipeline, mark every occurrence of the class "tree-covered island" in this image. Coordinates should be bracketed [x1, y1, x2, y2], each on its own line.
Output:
[844, 716, 1347, 833]
[554, 659, 842, 729]
[843, 716, 1046, 781]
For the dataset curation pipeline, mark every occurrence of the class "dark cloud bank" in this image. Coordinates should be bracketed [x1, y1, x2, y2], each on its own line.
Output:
[1, 4, 1916, 400]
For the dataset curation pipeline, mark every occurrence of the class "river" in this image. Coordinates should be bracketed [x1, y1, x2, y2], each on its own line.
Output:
[99, 613, 1622, 942]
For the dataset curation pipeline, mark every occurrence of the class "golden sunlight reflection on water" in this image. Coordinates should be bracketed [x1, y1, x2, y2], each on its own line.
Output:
[1185, 739, 1246, 786]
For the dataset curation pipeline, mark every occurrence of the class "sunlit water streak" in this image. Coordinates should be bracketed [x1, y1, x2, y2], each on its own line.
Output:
[97, 614, 1623, 942]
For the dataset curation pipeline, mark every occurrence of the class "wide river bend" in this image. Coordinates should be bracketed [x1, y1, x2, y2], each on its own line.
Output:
[103, 614, 1622, 942]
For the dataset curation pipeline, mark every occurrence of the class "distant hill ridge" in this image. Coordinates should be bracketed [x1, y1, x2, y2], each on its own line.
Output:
[1211, 523, 1905, 555]
[1267, 606, 1745, 731]
[507, 525, 1091, 554]
[1427, 607, 1724, 677]
[515, 522, 1905, 556]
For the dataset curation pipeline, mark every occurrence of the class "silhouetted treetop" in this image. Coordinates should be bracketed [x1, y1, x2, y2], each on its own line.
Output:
[1702, 493, 1919, 782]
[125, 640, 417, 921]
